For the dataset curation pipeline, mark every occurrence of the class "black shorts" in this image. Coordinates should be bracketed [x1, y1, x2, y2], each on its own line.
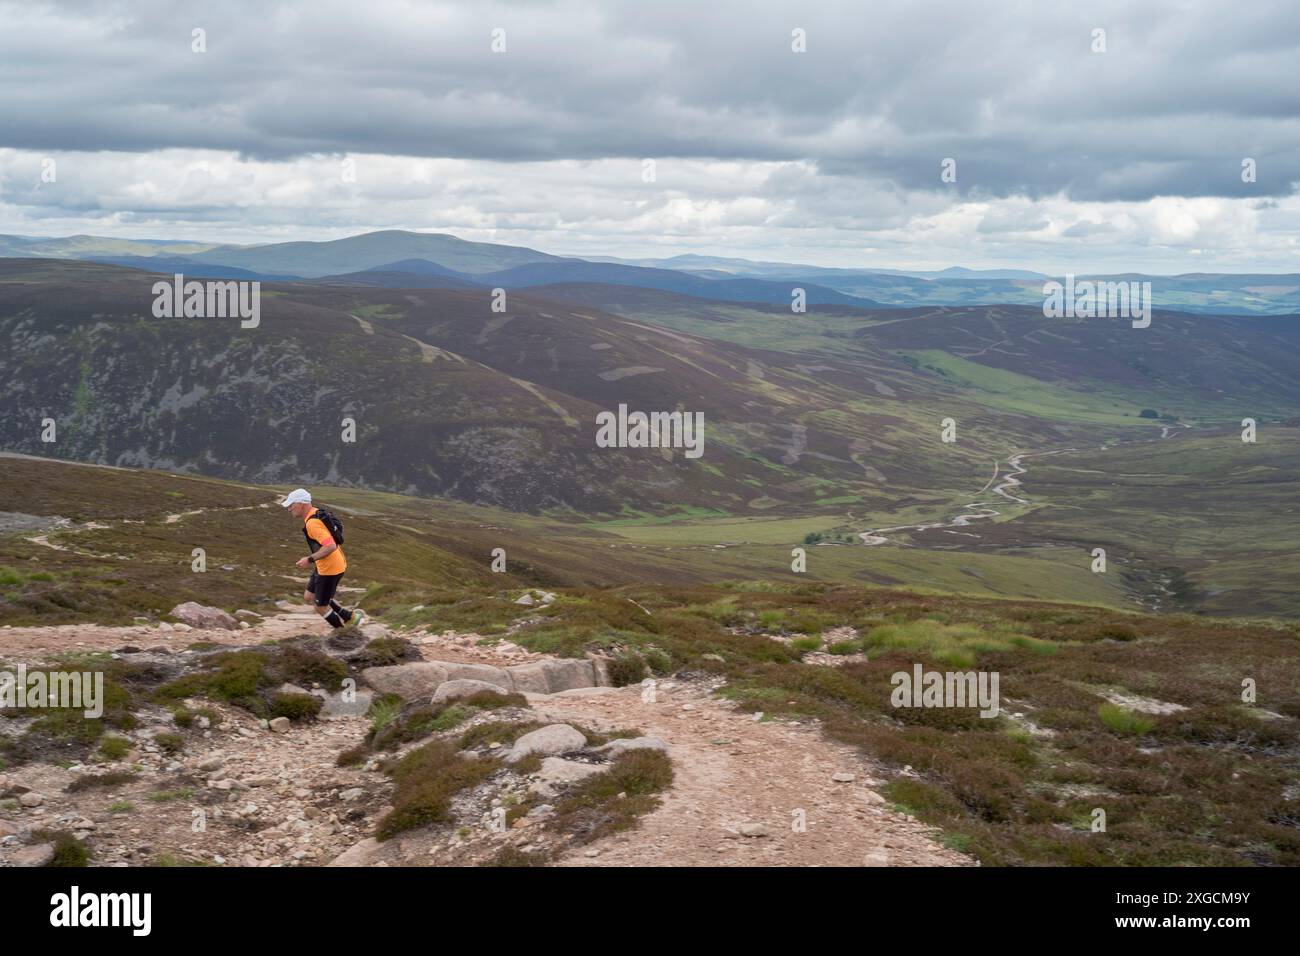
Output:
[306, 570, 344, 607]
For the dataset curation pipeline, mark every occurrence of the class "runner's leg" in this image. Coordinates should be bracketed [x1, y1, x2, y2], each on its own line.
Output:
[313, 572, 347, 628]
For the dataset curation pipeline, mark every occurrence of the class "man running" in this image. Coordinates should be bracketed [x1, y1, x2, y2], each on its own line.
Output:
[280, 488, 364, 628]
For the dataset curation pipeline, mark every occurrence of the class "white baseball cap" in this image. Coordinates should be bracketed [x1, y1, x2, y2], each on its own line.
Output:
[281, 488, 312, 508]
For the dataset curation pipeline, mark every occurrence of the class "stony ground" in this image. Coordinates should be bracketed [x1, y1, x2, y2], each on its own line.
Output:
[0, 610, 970, 868]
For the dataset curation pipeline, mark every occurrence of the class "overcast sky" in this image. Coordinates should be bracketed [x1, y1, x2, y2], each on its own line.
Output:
[1, 0, 1297, 272]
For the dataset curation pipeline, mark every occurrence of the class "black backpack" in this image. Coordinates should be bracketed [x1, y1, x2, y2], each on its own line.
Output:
[304, 508, 345, 548]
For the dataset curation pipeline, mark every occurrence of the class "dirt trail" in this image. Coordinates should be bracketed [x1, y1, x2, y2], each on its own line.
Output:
[0, 607, 331, 657]
[530, 680, 969, 867]
[396, 629, 968, 866]
[3, 614, 970, 867]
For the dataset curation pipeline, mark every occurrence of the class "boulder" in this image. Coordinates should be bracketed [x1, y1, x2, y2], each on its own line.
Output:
[506, 659, 596, 695]
[441, 662, 512, 692]
[328, 837, 383, 867]
[169, 602, 238, 630]
[360, 662, 449, 700]
[320, 689, 373, 719]
[505, 724, 587, 764]
[587, 655, 613, 687]
[11, 843, 55, 867]
[268, 717, 291, 733]
[593, 736, 670, 758]
[529, 757, 604, 797]
[432, 679, 507, 705]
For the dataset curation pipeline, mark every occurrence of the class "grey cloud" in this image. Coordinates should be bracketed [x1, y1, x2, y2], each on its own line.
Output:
[1, 0, 1298, 201]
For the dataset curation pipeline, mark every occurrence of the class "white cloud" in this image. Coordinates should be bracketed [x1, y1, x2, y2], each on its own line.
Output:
[4, 147, 1300, 271]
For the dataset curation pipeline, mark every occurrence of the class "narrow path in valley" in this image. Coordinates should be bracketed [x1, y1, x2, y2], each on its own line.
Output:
[858, 452, 1036, 546]
[855, 421, 1199, 549]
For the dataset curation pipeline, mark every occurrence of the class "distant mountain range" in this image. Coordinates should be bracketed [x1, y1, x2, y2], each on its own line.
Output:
[3, 230, 1299, 314]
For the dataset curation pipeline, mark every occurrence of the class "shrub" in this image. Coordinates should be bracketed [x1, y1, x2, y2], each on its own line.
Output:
[487, 846, 552, 867]
[355, 637, 418, 668]
[98, 736, 131, 761]
[34, 830, 89, 867]
[153, 732, 185, 754]
[608, 652, 648, 687]
[376, 739, 499, 840]
[458, 720, 544, 752]
[367, 694, 404, 734]
[1098, 703, 1154, 736]
[642, 647, 673, 675]
[1096, 624, 1138, 641]
[66, 770, 136, 793]
[549, 749, 673, 845]
[336, 744, 367, 767]
[274, 645, 348, 690]
[269, 692, 323, 721]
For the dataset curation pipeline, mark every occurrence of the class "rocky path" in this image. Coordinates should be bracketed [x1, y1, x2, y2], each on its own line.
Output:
[0, 606, 331, 657]
[525, 679, 969, 867]
[2, 612, 969, 868]
[397, 627, 968, 866]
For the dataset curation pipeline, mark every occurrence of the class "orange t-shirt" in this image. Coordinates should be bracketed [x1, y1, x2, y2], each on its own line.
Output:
[304, 507, 347, 575]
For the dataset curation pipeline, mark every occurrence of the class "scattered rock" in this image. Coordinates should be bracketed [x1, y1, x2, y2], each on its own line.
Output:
[268, 717, 291, 734]
[12, 843, 55, 867]
[168, 602, 238, 630]
[529, 757, 604, 797]
[505, 724, 588, 764]
[507, 659, 597, 695]
[360, 662, 449, 700]
[593, 736, 669, 758]
[19, 792, 44, 808]
[587, 655, 613, 687]
[432, 679, 509, 705]
[441, 662, 512, 692]
[320, 689, 373, 719]
[328, 837, 383, 867]
[832, 772, 856, 783]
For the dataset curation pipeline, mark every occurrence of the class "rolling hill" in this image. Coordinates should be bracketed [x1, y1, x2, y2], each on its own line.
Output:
[6, 230, 1300, 314]
[2, 257, 1298, 616]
